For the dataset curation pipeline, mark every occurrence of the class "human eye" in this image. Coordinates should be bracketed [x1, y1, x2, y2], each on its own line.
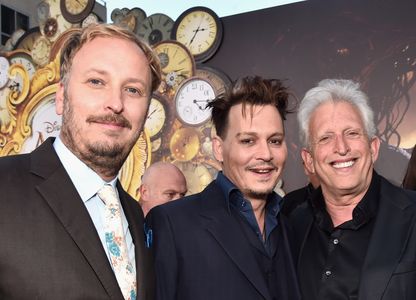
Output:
[165, 192, 175, 200]
[87, 78, 104, 86]
[269, 137, 283, 146]
[316, 134, 333, 145]
[125, 86, 144, 96]
[239, 138, 254, 145]
[345, 129, 361, 139]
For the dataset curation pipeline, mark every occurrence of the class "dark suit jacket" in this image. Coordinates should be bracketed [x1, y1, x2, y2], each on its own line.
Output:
[0, 138, 154, 299]
[147, 180, 300, 300]
[287, 175, 416, 300]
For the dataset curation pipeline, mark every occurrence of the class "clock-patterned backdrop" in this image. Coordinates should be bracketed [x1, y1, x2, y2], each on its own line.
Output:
[0, 2, 229, 197]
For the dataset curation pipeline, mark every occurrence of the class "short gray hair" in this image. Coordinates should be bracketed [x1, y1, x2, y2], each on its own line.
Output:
[298, 79, 376, 148]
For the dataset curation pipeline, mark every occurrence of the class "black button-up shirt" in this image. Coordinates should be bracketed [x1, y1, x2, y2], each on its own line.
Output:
[216, 171, 281, 256]
[299, 172, 381, 300]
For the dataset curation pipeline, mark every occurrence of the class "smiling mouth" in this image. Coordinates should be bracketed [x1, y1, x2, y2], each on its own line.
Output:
[332, 159, 356, 169]
[249, 167, 276, 174]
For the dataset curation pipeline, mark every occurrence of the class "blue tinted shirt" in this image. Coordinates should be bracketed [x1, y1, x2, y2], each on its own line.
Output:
[216, 171, 281, 255]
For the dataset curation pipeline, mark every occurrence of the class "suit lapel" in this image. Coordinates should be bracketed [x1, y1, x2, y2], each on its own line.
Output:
[199, 183, 272, 300]
[31, 139, 123, 300]
[359, 178, 416, 299]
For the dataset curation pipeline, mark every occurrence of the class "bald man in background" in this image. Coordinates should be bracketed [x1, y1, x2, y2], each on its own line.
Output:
[139, 162, 187, 216]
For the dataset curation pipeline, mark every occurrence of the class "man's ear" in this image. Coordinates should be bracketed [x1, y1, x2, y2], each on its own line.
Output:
[212, 135, 224, 163]
[139, 184, 148, 201]
[370, 136, 381, 163]
[55, 82, 65, 115]
[301, 148, 315, 174]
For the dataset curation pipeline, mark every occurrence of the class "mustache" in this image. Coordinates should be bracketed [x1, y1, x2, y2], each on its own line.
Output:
[86, 114, 132, 129]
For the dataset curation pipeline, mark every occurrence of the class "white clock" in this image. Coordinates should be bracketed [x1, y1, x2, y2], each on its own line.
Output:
[0, 56, 10, 89]
[175, 77, 216, 126]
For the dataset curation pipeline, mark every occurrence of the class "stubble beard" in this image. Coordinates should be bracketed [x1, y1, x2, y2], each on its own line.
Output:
[60, 92, 141, 179]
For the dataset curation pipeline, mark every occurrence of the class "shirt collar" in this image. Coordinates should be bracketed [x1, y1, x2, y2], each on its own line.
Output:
[53, 136, 117, 202]
[311, 170, 380, 231]
[215, 171, 281, 215]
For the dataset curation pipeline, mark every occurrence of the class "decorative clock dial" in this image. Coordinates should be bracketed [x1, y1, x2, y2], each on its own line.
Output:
[31, 36, 52, 67]
[60, 0, 95, 23]
[175, 162, 213, 195]
[144, 94, 168, 138]
[153, 41, 195, 92]
[81, 12, 99, 27]
[9, 51, 36, 80]
[172, 6, 223, 62]
[137, 13, 174, 46]
[170, 127, 200, 162]
[196, 66, 232, 96]
[175, 77, 216, 126]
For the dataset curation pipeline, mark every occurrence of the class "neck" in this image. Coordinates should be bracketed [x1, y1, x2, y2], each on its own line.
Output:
[250, 198, 267, 235]
[323, 192, 365, 227]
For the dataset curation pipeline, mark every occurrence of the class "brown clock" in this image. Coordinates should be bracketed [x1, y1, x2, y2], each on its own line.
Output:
[60, 0, 95, 24]
[172, 6, 223, 63]
[42, 18, 59, 38]
[196, 65, 232, 97]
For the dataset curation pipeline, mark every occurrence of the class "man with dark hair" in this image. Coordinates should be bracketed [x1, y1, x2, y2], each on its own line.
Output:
[0, 24, 161, 299]
[147, 76, 300, 300]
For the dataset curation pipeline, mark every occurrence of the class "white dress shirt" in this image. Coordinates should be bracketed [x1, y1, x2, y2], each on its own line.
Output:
[53, 137, 136, 271]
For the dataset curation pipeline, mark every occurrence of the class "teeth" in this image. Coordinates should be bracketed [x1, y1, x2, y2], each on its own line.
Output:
[333, 160, 354, 168]
[255, 169, 270, 173]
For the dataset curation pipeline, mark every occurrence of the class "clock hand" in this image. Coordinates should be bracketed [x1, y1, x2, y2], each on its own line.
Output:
[147, 108, 157, 118]
[189, 26, 200, 45]
[189, 16, 204, 45]
[193, 99, 211, 110]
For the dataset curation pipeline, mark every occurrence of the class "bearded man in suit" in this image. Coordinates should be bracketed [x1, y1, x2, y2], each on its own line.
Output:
[0, 24, 161, 300]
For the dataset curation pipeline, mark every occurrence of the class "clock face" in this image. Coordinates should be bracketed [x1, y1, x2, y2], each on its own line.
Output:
[31, 36, 52, 67]
[37, 1, 50, 23]
[153, 41, 196, 93]
[172, 6, 223, 63]
[9, 51, 37, 80]
[175, 77, 216, 126]
[196, 66, 232, 96]
[137, 13, 174, 46]
[14, 27, 42, 52]
[82, 12, 99, 27]
[175, 162, 213, 195]
[144, 93, 168, 138]
[0, 57, 10, 89]
[60, 0, 95, 23]
[170, 127, 200, 161]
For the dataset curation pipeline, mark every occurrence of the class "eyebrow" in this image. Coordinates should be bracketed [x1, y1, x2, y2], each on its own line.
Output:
[236, 131, 285, 138]
[84, 68, 148, 86]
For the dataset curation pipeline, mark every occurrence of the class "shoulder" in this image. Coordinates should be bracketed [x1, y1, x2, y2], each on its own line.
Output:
[0, 153, 30, 180]
[147, 181, 225, 226]
[379, 175, 416, 210]
[281, 186, 310, 216]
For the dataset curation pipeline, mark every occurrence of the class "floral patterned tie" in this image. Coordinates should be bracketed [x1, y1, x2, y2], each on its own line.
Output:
[98, 184, 137, 300]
